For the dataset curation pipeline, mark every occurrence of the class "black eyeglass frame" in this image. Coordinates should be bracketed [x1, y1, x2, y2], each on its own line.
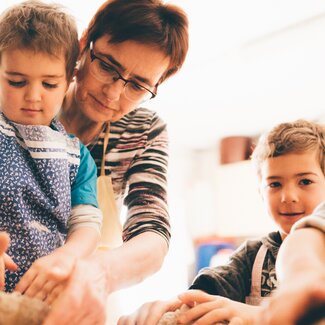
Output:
[89, 41, 157, 101]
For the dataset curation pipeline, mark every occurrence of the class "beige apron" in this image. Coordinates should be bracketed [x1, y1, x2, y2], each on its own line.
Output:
[96, 123, 123, 324]
[97, 123, 123, 249]
[245, 243, 268, 306]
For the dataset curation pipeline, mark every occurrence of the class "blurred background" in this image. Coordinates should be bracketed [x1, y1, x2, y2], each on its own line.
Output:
[2, 0, 325, 320]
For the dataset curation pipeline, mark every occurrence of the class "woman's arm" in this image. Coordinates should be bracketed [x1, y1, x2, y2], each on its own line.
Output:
[190, 240, 260, 302]
[258, 227, 325, 325]
[101, 231, 168, 292]
[277, 228, 325, 283]
[43, 112, 171, 324]
[43, 232, 167, 325]
[121, 110, 171, 244]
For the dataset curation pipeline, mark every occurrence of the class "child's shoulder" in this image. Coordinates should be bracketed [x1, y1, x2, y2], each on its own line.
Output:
[238, 231, 280, 261]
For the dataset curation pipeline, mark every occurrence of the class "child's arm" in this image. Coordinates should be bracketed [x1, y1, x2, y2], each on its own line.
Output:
[118, 290, 260, 325]
[0, 232, 18, 290]
[15, 204, 102, 301]
[176, 290, 260, 325]
[15, 141, 102, 300]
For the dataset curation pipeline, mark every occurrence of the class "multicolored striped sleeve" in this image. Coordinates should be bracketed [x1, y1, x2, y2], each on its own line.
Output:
[122, 112, 171, 244]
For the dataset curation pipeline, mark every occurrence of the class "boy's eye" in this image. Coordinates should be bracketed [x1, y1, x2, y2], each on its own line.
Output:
[269, 181, 281, 188]
[8, 80, 26, 88]
[42, 82, 58, 89]
[299, 178, 312, 186]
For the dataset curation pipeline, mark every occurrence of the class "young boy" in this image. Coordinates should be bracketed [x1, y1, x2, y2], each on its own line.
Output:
[119, 119, 325, 324]
[0, 0, 102, 298]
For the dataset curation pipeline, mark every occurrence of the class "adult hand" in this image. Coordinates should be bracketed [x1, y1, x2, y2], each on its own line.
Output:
[177, 290, 259, 325]
[118, 298, 183, 325]
[256, 271, 325, 325]
[0, 232, 18, 290]
[43, 253, 108, 325]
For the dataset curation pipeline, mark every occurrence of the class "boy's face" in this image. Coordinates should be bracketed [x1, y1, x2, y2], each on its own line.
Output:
[259, 150, 325, 238]
[0, 48, 68, 125]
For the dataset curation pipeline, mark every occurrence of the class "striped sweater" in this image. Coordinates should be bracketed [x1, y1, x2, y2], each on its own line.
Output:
[88, 107, 170, 244]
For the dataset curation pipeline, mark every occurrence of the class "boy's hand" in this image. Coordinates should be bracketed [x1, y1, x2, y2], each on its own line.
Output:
[14, 248, 75, 301]
[177, 290, 260, 325]
[118, 298, 183, 325]
[0, 232, 18, 290]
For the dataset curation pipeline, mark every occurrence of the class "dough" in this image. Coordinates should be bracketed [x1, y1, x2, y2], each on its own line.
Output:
[0, 291, 49, 325]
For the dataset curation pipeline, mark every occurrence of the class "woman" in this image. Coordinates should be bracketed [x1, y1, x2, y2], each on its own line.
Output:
[31, 0, 189, 324]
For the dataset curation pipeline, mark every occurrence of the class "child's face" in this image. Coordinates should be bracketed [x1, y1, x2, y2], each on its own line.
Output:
[259, 150, 325, 238]
[0, 48, 68, 125]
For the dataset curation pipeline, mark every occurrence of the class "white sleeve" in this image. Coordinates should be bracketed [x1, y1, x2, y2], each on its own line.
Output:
[291, 201, 325, 233]
[67, 204, 102, 234]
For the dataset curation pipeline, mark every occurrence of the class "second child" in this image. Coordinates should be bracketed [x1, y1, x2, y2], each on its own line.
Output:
[118, 119, 325, 324]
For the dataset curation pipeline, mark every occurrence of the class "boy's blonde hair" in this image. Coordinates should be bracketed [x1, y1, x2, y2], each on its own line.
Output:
[252, 119, 325, 178]
[0, 0, 79, 81]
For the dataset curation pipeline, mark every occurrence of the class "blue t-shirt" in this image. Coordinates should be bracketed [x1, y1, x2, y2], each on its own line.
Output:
[70, 137, 98, 208]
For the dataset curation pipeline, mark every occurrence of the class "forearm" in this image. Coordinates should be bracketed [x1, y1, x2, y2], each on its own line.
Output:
[63, 204, 102, 257]
[61, 227, 100, 258]
[96, 231, 168, 293]
[276, 228, 325, 282]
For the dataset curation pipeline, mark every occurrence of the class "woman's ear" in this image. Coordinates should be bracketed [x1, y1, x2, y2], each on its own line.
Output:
[64, 67, 78, 92]
[72, 65, 79, 80]
[74, 54, 88, 82]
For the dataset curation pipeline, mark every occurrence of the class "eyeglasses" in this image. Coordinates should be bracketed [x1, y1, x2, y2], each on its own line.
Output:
[89, 42, 156, 103]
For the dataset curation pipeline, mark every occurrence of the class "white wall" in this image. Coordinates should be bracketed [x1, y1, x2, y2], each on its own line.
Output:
[182, 147, 274, 239]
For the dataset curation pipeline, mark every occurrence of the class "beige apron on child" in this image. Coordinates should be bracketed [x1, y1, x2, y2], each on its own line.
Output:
[96, 123, 123, 324]
[245, 243, 268, 306]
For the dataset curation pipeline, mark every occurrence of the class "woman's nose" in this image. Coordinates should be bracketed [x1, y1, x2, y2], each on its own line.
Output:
[102, 80, 124, 102]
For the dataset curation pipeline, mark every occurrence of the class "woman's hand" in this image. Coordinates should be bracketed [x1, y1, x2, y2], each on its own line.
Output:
[177, 290, 260, 325]
[0, 232, 18, 290]
[118, 298, 183, 325]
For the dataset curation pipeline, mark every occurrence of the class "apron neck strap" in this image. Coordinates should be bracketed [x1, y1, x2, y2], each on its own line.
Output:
[100, 122, 110, 176]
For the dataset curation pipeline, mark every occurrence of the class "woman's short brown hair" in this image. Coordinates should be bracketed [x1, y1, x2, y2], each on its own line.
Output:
[80, 0, 189, 83]
[0, 0, 79, 81]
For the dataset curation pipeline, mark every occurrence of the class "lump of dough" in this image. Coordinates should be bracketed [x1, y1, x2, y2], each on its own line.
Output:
[0, 291, 50, 325]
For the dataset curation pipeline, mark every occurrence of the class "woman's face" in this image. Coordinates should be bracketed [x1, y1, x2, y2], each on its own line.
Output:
[74, 35, 170, 123]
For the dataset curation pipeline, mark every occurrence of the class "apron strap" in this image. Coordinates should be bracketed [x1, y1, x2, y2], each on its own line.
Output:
[100, 122, 110, 176]
[250, 243, 268, 297]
